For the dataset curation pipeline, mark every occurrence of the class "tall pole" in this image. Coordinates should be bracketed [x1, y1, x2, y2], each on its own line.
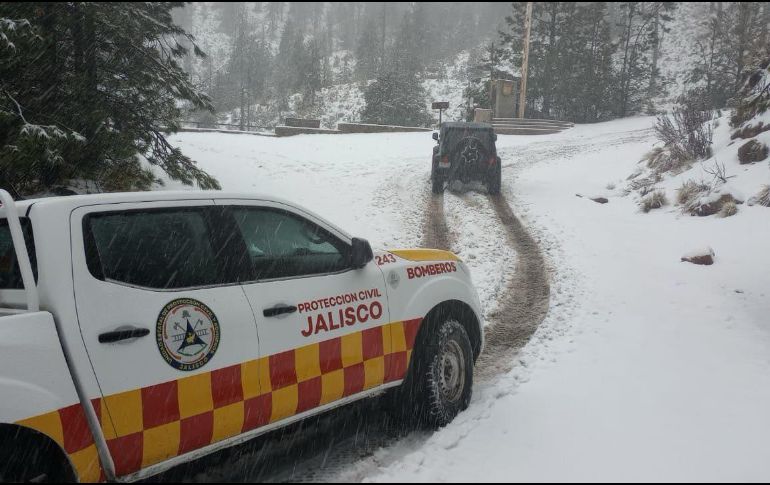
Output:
[518, 2, 533, 119]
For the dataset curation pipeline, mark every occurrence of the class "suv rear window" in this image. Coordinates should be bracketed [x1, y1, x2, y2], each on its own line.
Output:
[84, 208, 232, 289]
[0, 218, 37, 289]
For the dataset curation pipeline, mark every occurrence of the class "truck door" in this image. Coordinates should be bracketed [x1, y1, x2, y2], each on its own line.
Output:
[216, 200, 393, 423]
[70, 200, 264, 478]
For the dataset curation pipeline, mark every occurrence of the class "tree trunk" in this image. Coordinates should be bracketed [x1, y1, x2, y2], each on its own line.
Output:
[647, 8, 661, 113]
[618, 4, 636, 118]
[541, 3, 558, 118]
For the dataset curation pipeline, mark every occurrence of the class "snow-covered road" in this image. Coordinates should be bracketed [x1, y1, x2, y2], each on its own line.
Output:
[164, 116, 770, 482]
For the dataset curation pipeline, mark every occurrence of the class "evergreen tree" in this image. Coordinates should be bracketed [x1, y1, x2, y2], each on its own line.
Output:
[687, 2, 732, 110]
[688, 2, 769, 110]
[300, 40, 323, 107]
[274, 18, 300, 96]
[577, 2, 617, 122]
[0, 2, 217, 195]
[498, 2, 618, 122]
[361, 68, 431, 127]
[355, 19, 382, 81]
[227, 11, 272, 130]
[362, 11, 432, 129]
[614, 2, 674, 118]
[267, 2, 283, 35]
[500, 2, 565, 119]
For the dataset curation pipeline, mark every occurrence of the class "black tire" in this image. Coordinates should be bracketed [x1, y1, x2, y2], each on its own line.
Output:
[0, 430, 73, 483]
[488, 158, 502, 195]
[411, 319, 474, 428]
[431, 174, 445, 194]
[431, 148, 445, 194]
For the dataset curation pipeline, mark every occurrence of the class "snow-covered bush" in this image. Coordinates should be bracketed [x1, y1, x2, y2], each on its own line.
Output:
[719, 200, 738, 217]
[748, 185, 770, 207]
[626, 171, 661, 197]
[677, 179, 711, 207]
[737, 139, 769, 164]
[731, 121, 770, 140]
[652, 90, 714, 174]
[640, 190, 668, 213]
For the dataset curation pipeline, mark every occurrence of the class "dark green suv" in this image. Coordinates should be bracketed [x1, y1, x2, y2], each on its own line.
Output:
[431, 122, 501, 195]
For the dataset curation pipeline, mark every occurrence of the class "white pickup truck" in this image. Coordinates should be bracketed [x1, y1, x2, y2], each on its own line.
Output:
[0, 189, 483, 482]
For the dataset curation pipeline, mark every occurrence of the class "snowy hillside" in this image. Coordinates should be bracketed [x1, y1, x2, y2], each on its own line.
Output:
[625, 111, 770, 217]
[220, 49, 476, 129]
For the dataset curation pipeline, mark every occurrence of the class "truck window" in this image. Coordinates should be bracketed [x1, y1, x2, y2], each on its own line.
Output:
[231, 207, 351, 281]
[83, 208, 230, 289]
[0, 218, 37, 289]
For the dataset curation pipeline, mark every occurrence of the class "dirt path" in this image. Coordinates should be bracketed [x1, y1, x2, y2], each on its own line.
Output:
[422, 190, 550, 380]
[421, 193, 451, 250]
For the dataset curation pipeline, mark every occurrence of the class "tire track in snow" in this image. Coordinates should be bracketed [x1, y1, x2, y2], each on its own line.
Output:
[475, 194, 550, 381]
[433, 186, 550, 381]
[422, 193, 450, 249]
[441, 188, 517, 326]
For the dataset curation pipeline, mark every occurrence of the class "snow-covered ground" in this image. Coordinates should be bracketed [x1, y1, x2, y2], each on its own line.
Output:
[168, 115, 770, 482]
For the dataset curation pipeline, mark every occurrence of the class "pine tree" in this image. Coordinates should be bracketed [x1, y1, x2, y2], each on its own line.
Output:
[614, 2, 673, 117]
[362, 8, 434, 128]
[688, 2, 732, 109]
[0, 2, 218, 195]
[300, 40, 323, 107]
[355, 19, 382, 81]
[361, 68, 431, 127]
[688, 2, 769, 110]
[498, 2, 618, 122]
[267, 2, 283, 35]
[578, 2, 616, 122]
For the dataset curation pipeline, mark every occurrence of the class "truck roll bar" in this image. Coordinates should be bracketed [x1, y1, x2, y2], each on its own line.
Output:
[0, 189, 39, 311]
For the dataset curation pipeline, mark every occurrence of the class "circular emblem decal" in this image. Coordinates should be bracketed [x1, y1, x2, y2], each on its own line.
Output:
[156, 298, 220, 371]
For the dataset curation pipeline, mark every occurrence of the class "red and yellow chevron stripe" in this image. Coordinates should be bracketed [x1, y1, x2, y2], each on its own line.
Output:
[16, 318, 422, 482]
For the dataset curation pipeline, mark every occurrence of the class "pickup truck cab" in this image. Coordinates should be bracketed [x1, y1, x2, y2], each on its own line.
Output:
[0, 189, 483, 482]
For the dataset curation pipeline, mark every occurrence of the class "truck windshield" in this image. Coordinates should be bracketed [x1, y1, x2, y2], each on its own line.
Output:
[0, 218, 37, 289]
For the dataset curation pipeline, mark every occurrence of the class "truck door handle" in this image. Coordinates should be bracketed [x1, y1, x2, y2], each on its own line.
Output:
[263, 305, 297, 318]
[98, 327, 150, 344]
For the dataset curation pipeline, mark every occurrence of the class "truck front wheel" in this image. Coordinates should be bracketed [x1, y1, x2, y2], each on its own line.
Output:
[413, 319, 474, 428]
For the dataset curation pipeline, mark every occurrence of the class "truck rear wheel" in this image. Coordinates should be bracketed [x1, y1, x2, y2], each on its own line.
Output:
[431, 174, 445, 194]
[431, 160, 445, 194]
[0, 427, 74, 483]
[488, 158, 502, 195]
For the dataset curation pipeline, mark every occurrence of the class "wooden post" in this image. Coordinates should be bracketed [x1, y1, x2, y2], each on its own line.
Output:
[518, 2, 533, 119]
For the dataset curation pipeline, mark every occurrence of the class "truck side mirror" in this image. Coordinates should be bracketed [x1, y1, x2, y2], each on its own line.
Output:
[351, 237, 374, 269]
[432, 132, 439, 142]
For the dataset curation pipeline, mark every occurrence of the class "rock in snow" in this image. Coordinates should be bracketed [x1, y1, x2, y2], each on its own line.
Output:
[737, 139, 769, 164]
[681, 246, 716, 265]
